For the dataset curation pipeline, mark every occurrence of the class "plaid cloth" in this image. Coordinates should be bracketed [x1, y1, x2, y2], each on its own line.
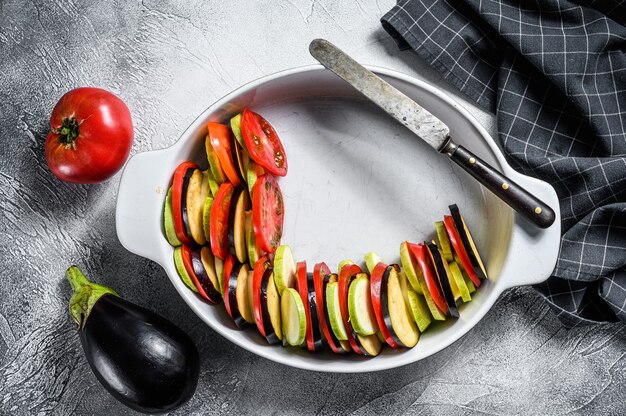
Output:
[381, 0, 626, 326]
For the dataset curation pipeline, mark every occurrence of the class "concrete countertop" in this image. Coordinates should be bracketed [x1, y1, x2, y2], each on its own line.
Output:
[1, 0, 624, 414]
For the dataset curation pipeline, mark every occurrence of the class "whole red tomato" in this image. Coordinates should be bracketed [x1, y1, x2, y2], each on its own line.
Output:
[45, 87, 133, 184]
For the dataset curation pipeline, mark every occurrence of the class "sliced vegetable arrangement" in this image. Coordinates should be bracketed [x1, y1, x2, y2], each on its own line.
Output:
[163, 109, 488, 357]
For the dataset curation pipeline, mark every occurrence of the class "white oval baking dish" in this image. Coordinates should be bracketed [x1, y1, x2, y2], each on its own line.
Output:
[116, 65, 561, 373]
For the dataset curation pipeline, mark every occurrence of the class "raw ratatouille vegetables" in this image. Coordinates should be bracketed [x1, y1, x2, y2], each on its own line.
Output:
[163, 109, 488, 357]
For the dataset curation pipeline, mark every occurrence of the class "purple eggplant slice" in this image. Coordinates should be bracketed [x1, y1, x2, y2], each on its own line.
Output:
[191, 248, 222, 303]
[306, 272, 323, 352]
[426, 242, 460, 318]
[380, 265, 405, 347]
[180, 167, 196, 241]
[260, 269, 280, 344]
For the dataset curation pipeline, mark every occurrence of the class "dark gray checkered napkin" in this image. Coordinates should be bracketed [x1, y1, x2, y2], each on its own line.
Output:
[382, 0, 626, 326]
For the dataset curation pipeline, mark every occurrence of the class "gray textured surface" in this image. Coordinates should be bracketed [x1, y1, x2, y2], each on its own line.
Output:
[0, 1, 624, 415]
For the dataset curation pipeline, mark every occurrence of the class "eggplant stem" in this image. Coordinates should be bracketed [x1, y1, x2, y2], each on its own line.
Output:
[67, 266, 90, 291]
[66, 266, 119, 328]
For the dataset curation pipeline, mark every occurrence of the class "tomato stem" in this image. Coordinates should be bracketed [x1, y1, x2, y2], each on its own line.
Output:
[55, 117, 81, 150]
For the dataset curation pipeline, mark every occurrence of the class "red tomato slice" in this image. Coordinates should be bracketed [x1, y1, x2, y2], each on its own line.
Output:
[207, 122, 242, 187]
[255, 238, 267, 261]
[313, 262, 344, 354]
[408, 243, 448, 315]
[252, 175, 284, 254]
[369, 262, 401, 349]
[252, 256, 271, 337]
[171, 161, 198, 245]
[222, 254, 236, 319]
[338, 263, 365, 355]
[444, 215, 481, 287]
[210, 182, 235, 259]
[241, 109, 287, 177]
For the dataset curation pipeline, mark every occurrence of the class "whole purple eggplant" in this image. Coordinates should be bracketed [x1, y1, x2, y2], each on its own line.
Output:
[67, 266, 199, 413]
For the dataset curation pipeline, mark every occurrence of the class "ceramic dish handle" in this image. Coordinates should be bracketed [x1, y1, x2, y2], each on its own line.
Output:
[115, 150, 171, 265]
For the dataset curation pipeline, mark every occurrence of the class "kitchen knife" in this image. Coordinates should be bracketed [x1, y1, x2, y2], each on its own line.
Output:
[309, 38, 555, 229]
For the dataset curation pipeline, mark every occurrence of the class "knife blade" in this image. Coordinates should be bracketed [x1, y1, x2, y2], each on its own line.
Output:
[309, 38, 555, 229]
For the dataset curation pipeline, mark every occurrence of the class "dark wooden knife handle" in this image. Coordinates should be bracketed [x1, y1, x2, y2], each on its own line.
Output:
[447, 144, 556, 229]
